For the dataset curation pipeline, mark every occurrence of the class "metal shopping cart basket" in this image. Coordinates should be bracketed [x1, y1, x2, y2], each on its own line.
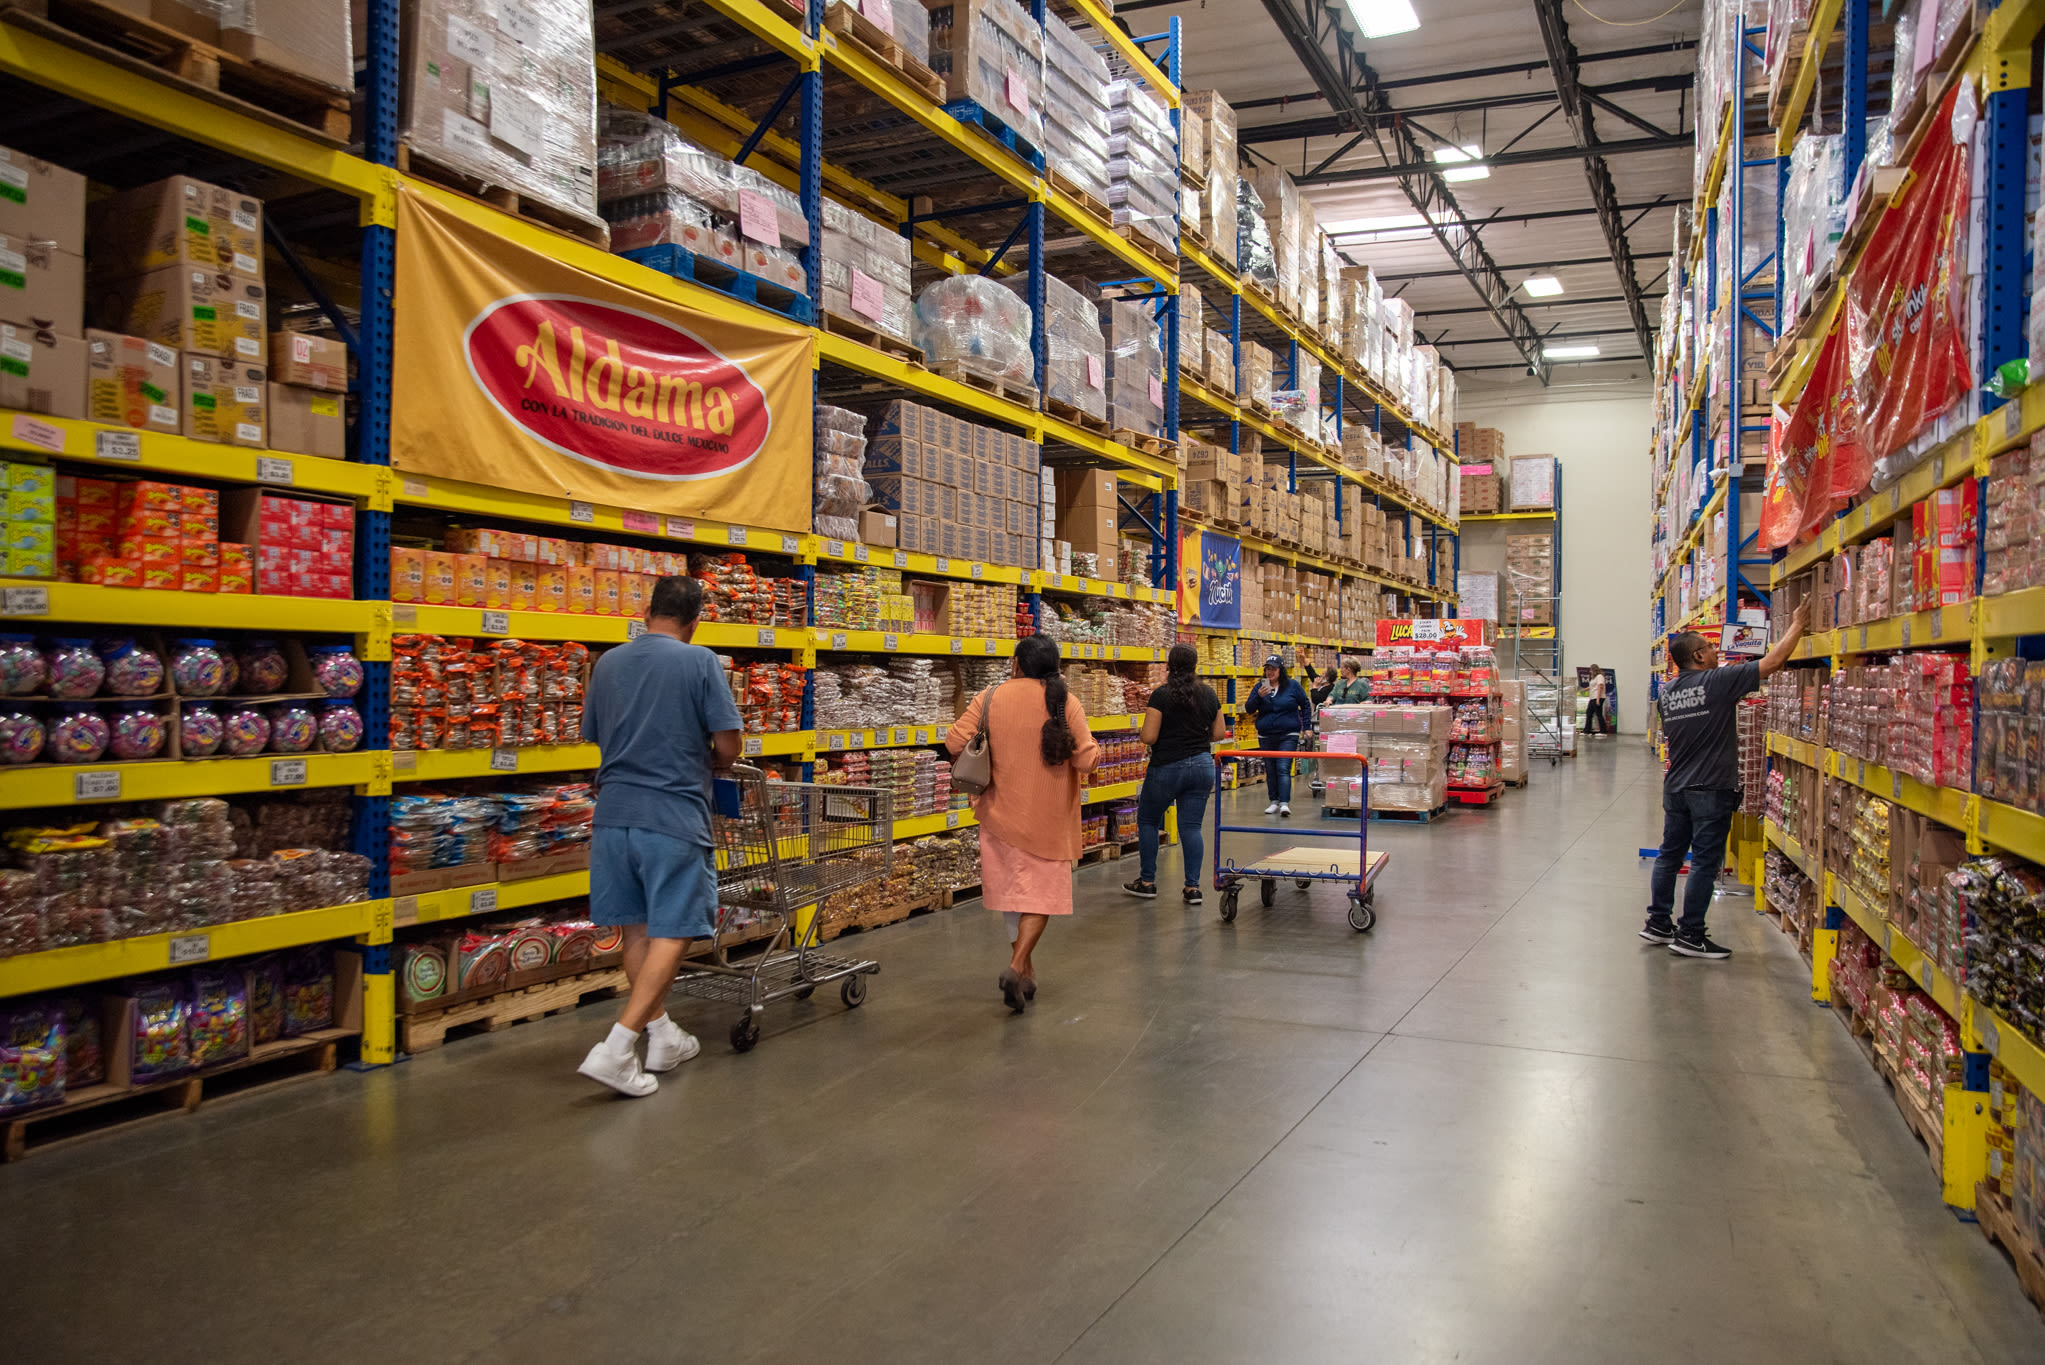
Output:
[1210, 749, 1387, 932]
[668, 764, 891, 1053]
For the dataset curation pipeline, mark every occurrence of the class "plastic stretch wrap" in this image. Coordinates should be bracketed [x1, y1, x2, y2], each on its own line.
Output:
[1204, 109, 1238, 267]
[1044, 15, 1111, 193]
[216, 1, 354, 93]
[815, 405, 870, 541]
[1007, 273, 1105, 419]
[821, 198, 915, 343]
[1107, 81, 1177, 250]
[1102, 298, 1163, 436]
[928, 0, 1044, 144]
[915, 275, 1034, 385]
[1237, 178, 1277, 288]
[1245, 166, 1299, 304]
[401, 0, 601, 231]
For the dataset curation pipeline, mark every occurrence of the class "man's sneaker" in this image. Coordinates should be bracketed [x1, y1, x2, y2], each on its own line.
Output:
[644, 1017, 701, 1073]
[1183, 886, 1203, 905]
[1638, 922, 1676, 945]
[1669, 933, 1733, 960]
[1123, 878, 1158, 899]
[1265, 802, 1280, 815]
[1279, 803, 1291, 817]
[578, 1040, 658, 1097]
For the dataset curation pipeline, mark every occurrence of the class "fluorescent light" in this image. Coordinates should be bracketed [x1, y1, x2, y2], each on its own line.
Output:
[1521, 274, 1565, 297]
[1432, 144, 1488, 183]
[1345, 0, 1420, 39]
[1543, 344, 1602, 359]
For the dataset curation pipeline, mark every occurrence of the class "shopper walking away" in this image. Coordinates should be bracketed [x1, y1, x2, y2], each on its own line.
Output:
[1244, 654, 1310, 816]
[1584, 667, 1611, 736]
[1644, 601, 1809, 959]
[1124, 643, 1229, 904]
[1301, 647, 1369, 706]
[946, 634, 1100, 1013]
[576, 575, 743, 1096]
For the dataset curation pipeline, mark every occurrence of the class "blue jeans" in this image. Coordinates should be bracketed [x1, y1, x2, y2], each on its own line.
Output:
[1260, 733, 1300, 802]
[1137, 754, 1213, 887]
[1648, 786, 1742, 939]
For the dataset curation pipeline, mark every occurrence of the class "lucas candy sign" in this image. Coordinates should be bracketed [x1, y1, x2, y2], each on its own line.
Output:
[391, 184, 812, 531]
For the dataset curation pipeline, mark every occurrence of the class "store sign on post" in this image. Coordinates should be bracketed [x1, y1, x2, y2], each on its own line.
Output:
[1375, 618, 1495, 650]
[390, 185, 814, 534]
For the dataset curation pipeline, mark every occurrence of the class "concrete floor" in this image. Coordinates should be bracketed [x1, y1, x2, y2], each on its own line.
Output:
[8, 742, 2045, 1364]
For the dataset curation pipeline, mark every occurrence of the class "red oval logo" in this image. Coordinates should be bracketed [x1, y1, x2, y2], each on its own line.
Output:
[464, 294, 771, 481]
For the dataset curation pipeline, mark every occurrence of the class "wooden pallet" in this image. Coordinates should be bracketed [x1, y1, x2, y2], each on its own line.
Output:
[1239, 276, 1278, 313]
[1111, 427, 1176, 460]
[397, 142, 611, 250]
[1977, 1185, 2045, 1319]
[816, 895, 937, 941]
[1180, 162, 1210, 194]
[1045, 396, 1112, 435]
[932, 362, 1041, 410]
[2, 1029, 350, 1161]
[4, 0, 351, 143]
[938, 880, 984, 909]
[822, 309, 925, 365]
[822, 2, 945, 102]
[1047, 167, 1112, 225]
[398, 967, 627, 1054]
[1368, 804, 1450, 825]
[1114, 222, 1180, 273]
[1179, 222, 1210, 257]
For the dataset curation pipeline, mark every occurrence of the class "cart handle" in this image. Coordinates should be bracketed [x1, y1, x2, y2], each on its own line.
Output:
[1215, 748, 1331, 760]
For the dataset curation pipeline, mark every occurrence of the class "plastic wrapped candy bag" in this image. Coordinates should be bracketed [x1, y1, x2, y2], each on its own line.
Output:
[282, 946, 335, 1036]
[127, 978, 193, 1082]
[245, 954, 286, 1044]
[0, 1003, 64, 1115]
[914, 275, 1033, 386]
[187, 965, 251, 1068]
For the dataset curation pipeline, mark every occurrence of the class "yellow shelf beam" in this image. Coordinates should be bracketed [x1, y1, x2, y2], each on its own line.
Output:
[0, 898, 390, 995]
[1774, 0, 1844, 156]
[1064, 0, 1179, 107]
[399, 871, 593, 926]
[0, 410, 391, 506]
[2, 750, 389, 810]
[2, 580, 391, 655]
[394, 603, 806, 651]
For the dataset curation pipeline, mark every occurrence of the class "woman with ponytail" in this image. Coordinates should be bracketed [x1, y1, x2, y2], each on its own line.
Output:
[945, 634, 1100, 1013]
[1124, 643, 1227, 904]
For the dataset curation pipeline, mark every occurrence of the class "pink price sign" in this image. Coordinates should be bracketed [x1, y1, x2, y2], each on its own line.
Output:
[862, 0, 893, 34]
[1085, 354, 1104, 389]
[737, 190, 780, 247]
[850, 268, 885, 322]
[1004, 68, 1031, 120]
[1148, 375, 1164, 408]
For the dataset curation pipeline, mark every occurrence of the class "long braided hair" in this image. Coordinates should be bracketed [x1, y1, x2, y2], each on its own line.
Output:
[1013, 635, 1075, 765]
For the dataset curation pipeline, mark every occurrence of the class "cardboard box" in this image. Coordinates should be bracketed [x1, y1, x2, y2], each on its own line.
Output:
[1458, 466, 1502, 514]
[89, 175, 264, 282]
[0, 323, 85, 419]
[858, 505, 898, 548]
[266, 381, 343, 457]
[218, 2, 354, 93]
[1055, 468, 1118, 513]
[0, 146, 86, 251]
[1509, 454, 1557, 510]
[85, 330, 179, 433]
[269, 330, 349, 390]
[99, 0, 218, 43]
[0, 232, 84, 336]
[184, 356, 267, 448]
[97, 266, 267, 363]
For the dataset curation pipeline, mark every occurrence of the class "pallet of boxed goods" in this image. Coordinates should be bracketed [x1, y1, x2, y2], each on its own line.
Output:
[822, 0, 946, 103]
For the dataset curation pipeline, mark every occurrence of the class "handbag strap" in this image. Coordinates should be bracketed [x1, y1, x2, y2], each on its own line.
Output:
[973, 685, 995, 744]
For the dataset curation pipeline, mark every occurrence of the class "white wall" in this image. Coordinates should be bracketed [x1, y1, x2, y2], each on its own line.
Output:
[1455, 380, 1653, 732]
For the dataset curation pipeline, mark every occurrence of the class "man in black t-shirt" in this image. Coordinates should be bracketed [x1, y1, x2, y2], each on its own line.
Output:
[1644, 599, 1809, 959]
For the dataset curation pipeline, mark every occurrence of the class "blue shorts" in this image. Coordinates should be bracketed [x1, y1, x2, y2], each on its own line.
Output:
[589, 825, 719, 940]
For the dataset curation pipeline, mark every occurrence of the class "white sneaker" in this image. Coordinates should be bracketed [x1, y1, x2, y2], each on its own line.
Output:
[1280, 803, 1291, 817]
[1265, 802, 1280, 815]
[577, 1040, 658, 1097]
[644, 1017, 701, 1073]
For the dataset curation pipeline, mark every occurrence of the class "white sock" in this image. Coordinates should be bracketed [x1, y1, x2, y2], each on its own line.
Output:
[648, 1013, 676, 1034]
[605, 1022, 640, 1056]
[1002, 911, 1020, 944]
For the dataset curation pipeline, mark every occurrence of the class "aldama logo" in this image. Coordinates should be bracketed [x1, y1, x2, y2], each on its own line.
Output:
[464, 294, 772, 481]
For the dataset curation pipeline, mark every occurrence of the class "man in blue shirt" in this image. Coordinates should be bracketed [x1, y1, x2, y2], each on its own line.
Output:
[577, 574, 742, 1097]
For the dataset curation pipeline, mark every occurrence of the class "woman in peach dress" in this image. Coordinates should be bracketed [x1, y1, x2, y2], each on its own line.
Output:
[945, 634, 1100, 1012]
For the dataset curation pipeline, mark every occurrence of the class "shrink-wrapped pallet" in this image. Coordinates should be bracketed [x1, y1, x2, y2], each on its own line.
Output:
[927, 0, 1044, 145]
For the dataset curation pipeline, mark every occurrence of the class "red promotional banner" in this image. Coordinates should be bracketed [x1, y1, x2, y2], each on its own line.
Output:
[1764, 321, 1867, 548]
[1844, 82, 1973, 462]
[1374, 618, 1495, 649]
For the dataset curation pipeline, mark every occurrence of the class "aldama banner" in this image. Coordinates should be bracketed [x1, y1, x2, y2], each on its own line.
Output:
[391, 185, 813, 531]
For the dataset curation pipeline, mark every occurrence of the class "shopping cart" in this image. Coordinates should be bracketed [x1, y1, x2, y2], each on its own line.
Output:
[668, 764, 891, 1053]
[1210, 749, 1387, 932]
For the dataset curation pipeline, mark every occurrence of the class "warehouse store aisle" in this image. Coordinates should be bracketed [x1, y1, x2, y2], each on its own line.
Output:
[6, 746, 2041, 1365]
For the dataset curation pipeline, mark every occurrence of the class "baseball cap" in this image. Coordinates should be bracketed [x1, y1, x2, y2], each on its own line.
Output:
[1264, 654, 1283, 668]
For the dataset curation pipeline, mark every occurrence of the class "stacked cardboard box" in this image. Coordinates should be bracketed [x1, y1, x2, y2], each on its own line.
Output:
[1051, 468, 1119, 578]
[1043, 15, 1112, 212]
[1498, 679, 1527, 783]
[1510, 454, 1557, 511]
[1505, 533, 1555, 624]
[1100, 298, 1164, 437]
[1182, 91, 1238, 267]
[1459, 463, 1503, 514]
[1318, 703, 1451, 812]
[867, 400, 1042, 569]
[1021, 272, 1106, 421]
[1459, 571, 1502, 622]
[1107, 80, 1177, 254]
[930, 0, 1044, 145]
[400, 0, 603, 236]
[1, 145, 89, 423]
[268, 331, 349, 457]
[1241, 339, 1273, 408]
[1244, 165, 1300, 315]
[820, 197, 914, 346]
[1183, 443, 1247, 525]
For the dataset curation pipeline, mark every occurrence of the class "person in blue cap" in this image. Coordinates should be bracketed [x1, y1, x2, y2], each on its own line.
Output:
[1243, 653, 1311, 816]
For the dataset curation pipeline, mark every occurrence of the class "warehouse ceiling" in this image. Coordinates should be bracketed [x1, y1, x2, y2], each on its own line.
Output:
[1118, 0, 1699, 388]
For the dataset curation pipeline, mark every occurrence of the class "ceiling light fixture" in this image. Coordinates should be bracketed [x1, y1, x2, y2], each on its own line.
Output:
[1344, 0, 1420, 40]
[1521, 274, 1565, 297]
[1542, 344, 1602, 359]
[1432, 144, 1488, 182]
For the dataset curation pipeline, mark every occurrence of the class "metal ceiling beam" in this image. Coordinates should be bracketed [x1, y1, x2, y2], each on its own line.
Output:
[1534, 0, 1654, 359]
[1415, 292, 1663, 316]
[1230, 39, 1698, 110]
[1455, 355, 1646, 372]
[1294, 131, 1690, 183]
[1328, 198, 1673, 244]
[1373, 254, 1620, 281]
[1432, 328, 1637, 346]
[1239, 73, 1693, 144]
[1254, 0, 1551, 381]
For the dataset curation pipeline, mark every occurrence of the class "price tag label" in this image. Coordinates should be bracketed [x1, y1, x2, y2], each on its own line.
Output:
[935, 557, 950, 572]
[832, 633, 847, 649]
[738, 190, 781, 247]
[1982, 1014, 2002, 1056]
[744, 736, 764, 756]
[1901, 619, 1912, 648]
[970, 563, 984, 579]
[750, 628, 776, 647]
[1857, 626, 1868, 649]
[270, 758, 308, 787]
[950, 638, 964, 653]
[2005, 402, 2024, 442]
[622, 510, 659, 533]
[915, 728, 930, 743]
[95, 430, 141, 462]
[1920, 961, 1934, 989]
[1111, 646, 1122, 659]
[2, 585, 48, 617]
[1856, 759, 1866, 786]
[1933, 454, 1946, 484]
[883, 633, 899, 649]
[826, 540, 845, 557]
[1930, 608, 1942, 638]
[489, 748, 519, 772]
[828, 732, 846, 750]
[726, 525, 747, 546]
[850, 267, 885, 322]
[983, 639, 997, 654]
[480, 610, 510, 634]
[893, 728, 908, 744]
[946, 811, 961, 827]
[782, 535, 800, 554]
[627, 621, 647, 640]
[568, 500, 595, 524]
[255, 455, 294, 485]
[167, 933, 211, 966]
[854, 545, 870, 563]
[1892, 772, 1903, 799]
[8, 414, 63, 453]
[470, 887, 498, 917]
[402, 476, 430, 499]
[73, 770, 120, 801]
[862, 0, 894, 34]
[893, 551, 909, 568]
